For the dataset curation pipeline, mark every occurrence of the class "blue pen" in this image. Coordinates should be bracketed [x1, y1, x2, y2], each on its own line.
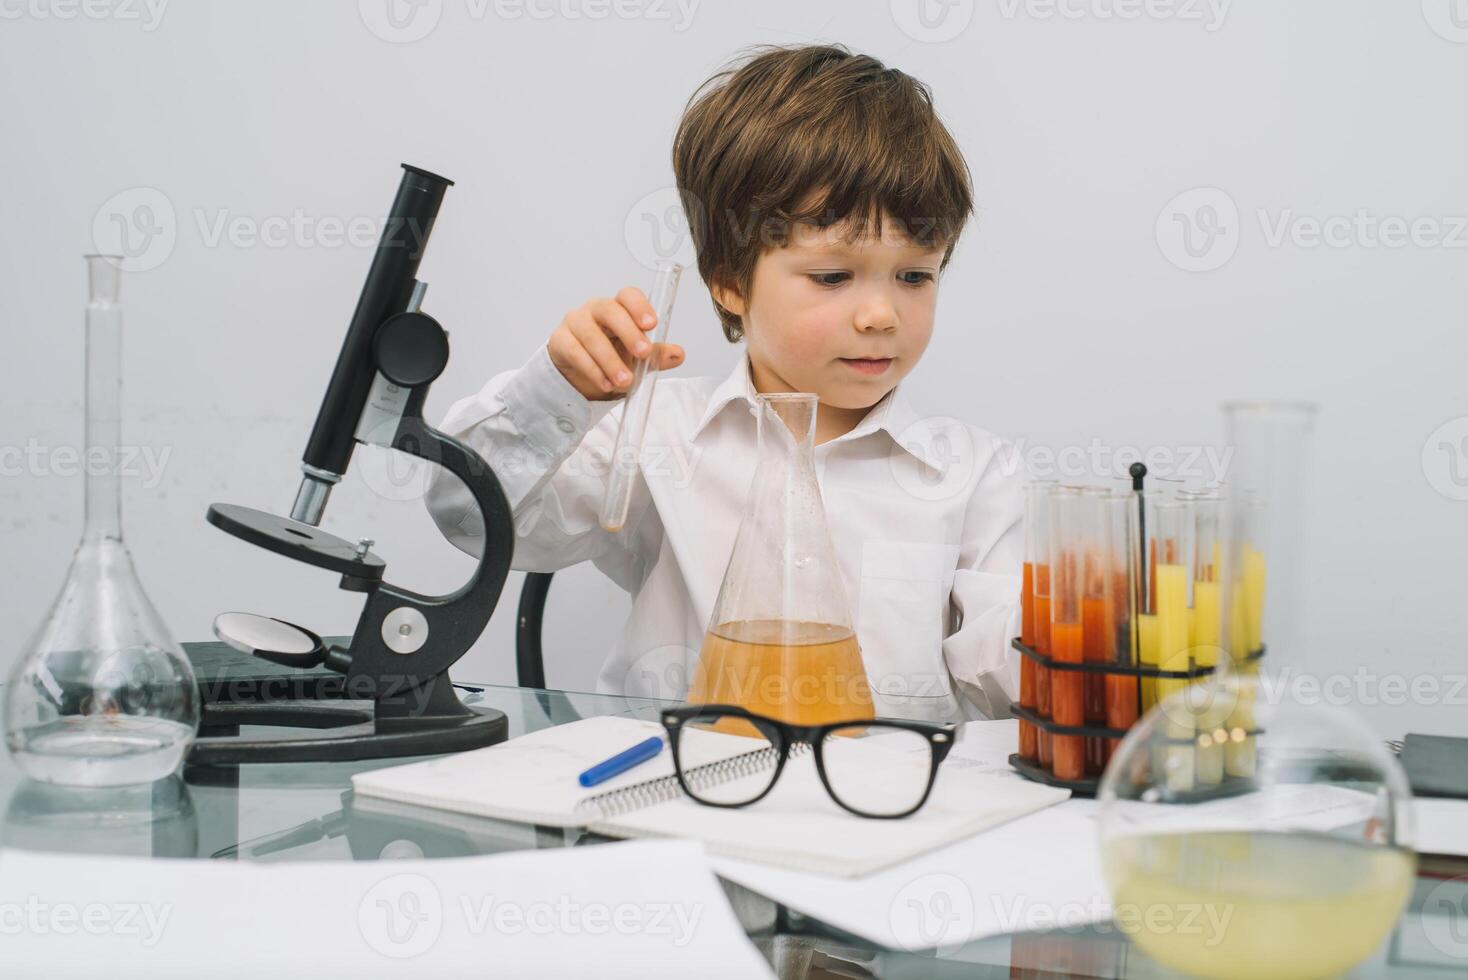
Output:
[578, 736, 664, 787]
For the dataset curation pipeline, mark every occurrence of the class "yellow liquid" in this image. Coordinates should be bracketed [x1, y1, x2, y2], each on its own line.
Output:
[1225, 661, 1259, 779]
[687, 620, 874, 734]
[1155, 564, 1195, 792]
[1243, 547, 1267, 654]
[1155, 564, 1191, 686]
[1193, 579, 1224, 785]
[1105, 831, 1414, 980]
[1193, 580, 1220, 664]
[1227, 548, 1267, 660]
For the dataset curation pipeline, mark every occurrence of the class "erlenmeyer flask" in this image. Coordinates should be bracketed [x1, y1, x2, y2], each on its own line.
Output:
[687, 393, 874, 727]
[3, 256, 199, 786]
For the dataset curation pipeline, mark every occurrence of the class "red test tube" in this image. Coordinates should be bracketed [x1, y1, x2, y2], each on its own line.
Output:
[1018, 481, 1054, 761]
[1048, 486, 1086, 781]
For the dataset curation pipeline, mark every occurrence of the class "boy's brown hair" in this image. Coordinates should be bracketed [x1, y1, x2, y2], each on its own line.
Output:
[672, 44, 974, 343]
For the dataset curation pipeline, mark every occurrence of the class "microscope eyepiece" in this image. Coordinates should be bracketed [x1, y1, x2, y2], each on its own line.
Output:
[292, 164, 452, 525]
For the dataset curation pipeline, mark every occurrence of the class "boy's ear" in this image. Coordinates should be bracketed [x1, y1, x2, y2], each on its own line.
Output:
[710, 278, 747, 317]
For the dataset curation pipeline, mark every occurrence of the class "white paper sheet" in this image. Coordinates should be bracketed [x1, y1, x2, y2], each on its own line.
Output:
[1415, 798, 1468, 857]
[712, 719, 1396, 953]
[599, 736, 1069, 876]
[713, 800, 1110, 952]
[0, 838, 773, 980]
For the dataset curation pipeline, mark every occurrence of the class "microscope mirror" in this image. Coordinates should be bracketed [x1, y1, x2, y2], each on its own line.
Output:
[213, 611, 325, 666]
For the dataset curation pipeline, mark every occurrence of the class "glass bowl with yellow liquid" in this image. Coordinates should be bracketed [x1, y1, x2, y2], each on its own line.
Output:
[1097, 672, 1415, 980]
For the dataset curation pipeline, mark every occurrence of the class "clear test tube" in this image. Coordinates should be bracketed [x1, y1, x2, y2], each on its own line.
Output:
[600, 261, 682, 532]
[1080, 488, 1112, 774]
[1151, 475, 1186, 500]
[1102, 490, 1140, 751]
[1018, 480, 1055, 762]
[1233, 491, 1269, 662]
[1153, 501, 1197, 792]
[1224, 489, 1267, 780]
[1222, 401, 1316, 669]
[1048, 486, 1087, 782]
[1220, 401, 1315, 778]
[1190, 492, 1225, 666]
[1136, 476, 1185, 710]
[1177, 490, 1202, 668]
[1153, 503, 1193, 686]
[1191, 490, 1226, 785]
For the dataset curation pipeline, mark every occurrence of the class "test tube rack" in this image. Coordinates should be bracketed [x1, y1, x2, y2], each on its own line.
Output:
[1007, 641, 1266, 797]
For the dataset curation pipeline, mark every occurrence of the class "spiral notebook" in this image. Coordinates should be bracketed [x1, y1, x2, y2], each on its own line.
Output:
[351, 715, 1070, 877]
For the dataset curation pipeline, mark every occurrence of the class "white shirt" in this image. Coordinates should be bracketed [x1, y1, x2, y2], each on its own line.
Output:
[426, 342, 1024, 722]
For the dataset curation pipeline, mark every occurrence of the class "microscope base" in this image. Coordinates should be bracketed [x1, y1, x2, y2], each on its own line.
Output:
[185, 700, 508, 767]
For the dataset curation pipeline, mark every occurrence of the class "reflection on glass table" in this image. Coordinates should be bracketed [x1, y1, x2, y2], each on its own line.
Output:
[0, 641, 1458, 979]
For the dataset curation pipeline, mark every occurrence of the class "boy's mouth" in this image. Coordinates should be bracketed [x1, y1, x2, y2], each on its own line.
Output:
[839, 356, 894, 376]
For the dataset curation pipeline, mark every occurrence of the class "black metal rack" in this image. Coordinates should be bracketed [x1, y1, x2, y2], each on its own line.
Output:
[1008, 638, 1266, 796]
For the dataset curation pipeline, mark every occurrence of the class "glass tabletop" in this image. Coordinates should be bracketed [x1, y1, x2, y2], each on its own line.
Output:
[0, 642, 1459, 979]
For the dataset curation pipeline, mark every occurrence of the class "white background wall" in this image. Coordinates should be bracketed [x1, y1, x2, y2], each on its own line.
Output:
[3, 0, 1465, 742]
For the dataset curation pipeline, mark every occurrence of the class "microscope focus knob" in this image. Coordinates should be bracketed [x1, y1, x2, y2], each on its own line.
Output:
[374, 311, 449, 388]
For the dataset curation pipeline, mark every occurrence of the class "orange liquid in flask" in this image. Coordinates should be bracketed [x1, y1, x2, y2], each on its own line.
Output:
[688, 619, 874, 735]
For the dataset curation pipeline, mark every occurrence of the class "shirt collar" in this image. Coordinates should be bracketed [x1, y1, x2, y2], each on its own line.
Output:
[689, 351, 945, 473]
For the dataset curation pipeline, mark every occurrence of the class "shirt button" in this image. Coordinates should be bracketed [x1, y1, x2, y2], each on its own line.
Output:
[556, 417, 575, 434]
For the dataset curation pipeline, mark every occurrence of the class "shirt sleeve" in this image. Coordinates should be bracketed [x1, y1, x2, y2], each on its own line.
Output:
[941, 437, 1025, 719]
[423, 342, 649, 583]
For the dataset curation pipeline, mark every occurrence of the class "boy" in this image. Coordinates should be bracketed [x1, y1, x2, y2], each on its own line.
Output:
[426, 44, 1022, 722]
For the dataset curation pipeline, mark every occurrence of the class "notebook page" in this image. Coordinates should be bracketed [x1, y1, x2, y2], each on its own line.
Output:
[593, 735, 1070, 877]
[350, 715, 769, 828]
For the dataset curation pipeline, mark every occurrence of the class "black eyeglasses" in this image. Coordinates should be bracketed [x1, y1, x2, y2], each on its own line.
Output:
[659, 704, 959, 819]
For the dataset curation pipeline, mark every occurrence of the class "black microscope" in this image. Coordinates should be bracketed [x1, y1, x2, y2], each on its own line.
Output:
[189, 164, 515, 766]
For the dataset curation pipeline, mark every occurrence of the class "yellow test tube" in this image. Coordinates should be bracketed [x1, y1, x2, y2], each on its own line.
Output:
[1152, 502, 1195, 792]
[1136, 478, 1185, 713]
[1226, 493, 1266, 777]
[1190, 492, 1225, 785]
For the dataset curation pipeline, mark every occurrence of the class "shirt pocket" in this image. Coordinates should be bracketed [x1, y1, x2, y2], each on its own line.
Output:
[856, 539, 962, 702]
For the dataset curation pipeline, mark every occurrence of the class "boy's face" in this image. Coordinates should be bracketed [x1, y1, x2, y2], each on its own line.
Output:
[716, 214, 946, 417]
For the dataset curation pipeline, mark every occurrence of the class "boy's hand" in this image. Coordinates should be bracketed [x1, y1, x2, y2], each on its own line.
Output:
[548, 287, 685, 401]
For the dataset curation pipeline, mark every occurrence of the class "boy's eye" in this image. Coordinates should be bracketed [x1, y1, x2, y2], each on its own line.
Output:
[900, 271, 937, 286]
[808, 272, 851, 287]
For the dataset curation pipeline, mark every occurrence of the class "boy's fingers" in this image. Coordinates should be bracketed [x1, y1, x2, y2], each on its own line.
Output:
[591, 297, 652, 361]
[568, 345, 613, 395]
[615, 286, 658, 334]
[570, 310, 633, 389]
[553, 331, 612, 393]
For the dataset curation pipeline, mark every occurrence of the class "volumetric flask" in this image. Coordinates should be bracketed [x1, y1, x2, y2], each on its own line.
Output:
[4, 256, 199, 786]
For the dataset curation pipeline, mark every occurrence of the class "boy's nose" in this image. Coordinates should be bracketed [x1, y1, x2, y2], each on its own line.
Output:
[853, 294, 898, 333]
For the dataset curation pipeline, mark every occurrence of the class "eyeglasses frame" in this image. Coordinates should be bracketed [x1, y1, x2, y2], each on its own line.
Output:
[659, 703, 959, 819]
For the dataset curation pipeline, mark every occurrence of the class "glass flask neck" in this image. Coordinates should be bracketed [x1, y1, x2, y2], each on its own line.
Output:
[755, 392, 818, 459]
[83, 255, 124, 544]
[706, 389, 855, 633]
